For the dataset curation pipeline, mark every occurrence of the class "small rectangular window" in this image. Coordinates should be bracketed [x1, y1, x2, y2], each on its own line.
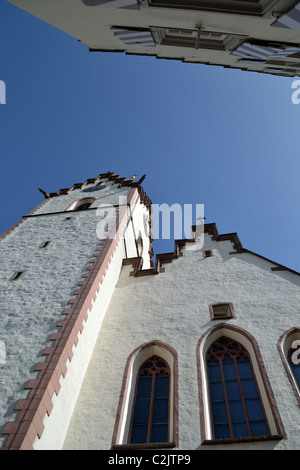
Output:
[203, 250, 213, 258]
[9, 271, 24, 281]
[209, 303, 235, 320]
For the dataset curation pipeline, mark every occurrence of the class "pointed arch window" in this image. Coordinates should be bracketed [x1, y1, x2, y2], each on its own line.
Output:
[130, 356, 170, 444]
[111, 341, 178, 449]
[206, 337, 269, 440]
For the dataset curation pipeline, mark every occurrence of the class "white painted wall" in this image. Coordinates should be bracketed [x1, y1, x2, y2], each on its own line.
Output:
[63, 231, 300, 450]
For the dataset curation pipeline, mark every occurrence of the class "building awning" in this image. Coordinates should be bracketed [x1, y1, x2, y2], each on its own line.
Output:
[231, 42, 300, 59]
[81, 0, 139, 9]
[271, 2, 300, 29]
[112, 29, 156, 46]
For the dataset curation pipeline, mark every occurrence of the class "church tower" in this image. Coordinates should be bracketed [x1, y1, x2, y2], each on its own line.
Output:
[0, 172, 152, 450]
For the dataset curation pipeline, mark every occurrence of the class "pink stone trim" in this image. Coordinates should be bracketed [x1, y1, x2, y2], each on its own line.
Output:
[1, 188, 139, 450]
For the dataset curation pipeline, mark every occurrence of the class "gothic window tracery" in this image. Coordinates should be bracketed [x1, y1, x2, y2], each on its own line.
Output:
[130, 355, 170, 444]
[206, 337, 269, 440]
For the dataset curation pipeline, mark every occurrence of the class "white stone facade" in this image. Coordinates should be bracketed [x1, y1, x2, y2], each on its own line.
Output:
[63, 227, 300, 450]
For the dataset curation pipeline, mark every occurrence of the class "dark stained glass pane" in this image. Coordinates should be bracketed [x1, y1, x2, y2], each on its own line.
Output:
[155, 375, 169, 397]
[291, 363, 300, 385]
[232, 422, 248, 438]
[136, 376, 152, 399]
[133, 400, 150, 424]
[210, 381, 225, 401]
[214, 423, 231, 439]
[222, 360, 236, 380]
[207, 361, 222, 381]
[131, 425, 148, 444]
[245, 398, 265, 421]
[250, 420, 269, 436]
[229, 400, 245, 423]
[153, 398, 169, 423]
[225, 380, 240, 400]
[151, 424, 168, 443]
[212, 401, 228, 423]
[237, 358, 253, 378]
[241, 378, 258, 399]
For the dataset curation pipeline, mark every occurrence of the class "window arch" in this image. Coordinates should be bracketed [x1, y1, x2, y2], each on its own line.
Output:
[197, 324, 285, 444]
[66, 197, 95, 212]
[111, 341, 178, 449]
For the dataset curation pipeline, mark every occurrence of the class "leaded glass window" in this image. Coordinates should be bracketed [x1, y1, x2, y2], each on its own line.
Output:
[288, 346, 300, 389]
[206, 337, 269, 440]
[130, 356, 170, 444]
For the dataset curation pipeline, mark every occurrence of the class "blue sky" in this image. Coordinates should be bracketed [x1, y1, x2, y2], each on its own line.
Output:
[1, 1, 300, 271]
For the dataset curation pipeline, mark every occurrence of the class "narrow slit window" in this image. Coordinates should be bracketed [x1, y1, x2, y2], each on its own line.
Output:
[39, 241, 51, 248]
[9, 271, 24, 281]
